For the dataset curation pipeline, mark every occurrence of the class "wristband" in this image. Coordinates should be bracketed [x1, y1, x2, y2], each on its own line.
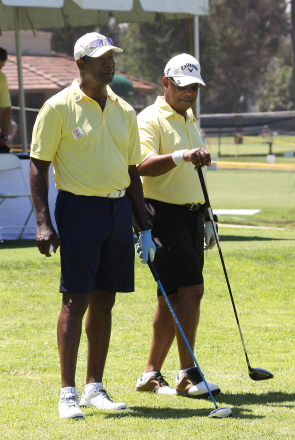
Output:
[0, 135, 8, 141]
[172, 149, 188, 165]
[204, 214, 218, 223]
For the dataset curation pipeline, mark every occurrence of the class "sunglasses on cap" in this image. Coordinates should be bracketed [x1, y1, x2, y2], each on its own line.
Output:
[168, 77, 200, 92]
[87, 37, 114, 49]
[80, 37, 114, 57]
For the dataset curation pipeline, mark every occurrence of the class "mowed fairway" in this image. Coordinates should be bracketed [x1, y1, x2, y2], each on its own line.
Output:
[207, 168, 295, 227]
[0, 168, 294, 440]
[206, 134, 295, 161]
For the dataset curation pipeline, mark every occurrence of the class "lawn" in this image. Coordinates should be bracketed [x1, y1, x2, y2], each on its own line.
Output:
[207, 169, 295, 228]
[0, 225, 294, 439]
[0, 166, 294, 439]
[206, 134, 295, 160]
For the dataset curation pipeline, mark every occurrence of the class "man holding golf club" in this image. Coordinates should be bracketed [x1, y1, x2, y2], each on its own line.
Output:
[135, 53, 220, 398]
[30, 32, 155, 420]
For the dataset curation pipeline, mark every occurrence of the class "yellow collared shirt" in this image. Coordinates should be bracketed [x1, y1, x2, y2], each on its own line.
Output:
[30, 79, 141, 196]
[0, 71, 11, 108]
[137, 96, 207, 205]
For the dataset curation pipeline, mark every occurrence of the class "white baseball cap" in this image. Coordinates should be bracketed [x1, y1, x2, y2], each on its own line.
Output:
[164, 53, 205, 87]
[74, 32, 123, 61]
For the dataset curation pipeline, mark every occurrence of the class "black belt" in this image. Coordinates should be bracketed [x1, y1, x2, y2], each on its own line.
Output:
[181, 203, 203, 211]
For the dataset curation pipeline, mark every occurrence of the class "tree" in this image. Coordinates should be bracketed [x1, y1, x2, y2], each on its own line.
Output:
[115, 15, 192, 94]
[50, 1, 290, 113]
[116, 1, 288, 113]
[199, 0, 287, 113]
[257, 39, 295, 111]
[252, 1, 295, 112]
[291, 0, 295, 104]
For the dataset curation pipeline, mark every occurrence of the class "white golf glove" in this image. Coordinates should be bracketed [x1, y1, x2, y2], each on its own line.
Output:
[204, 214, 218, 250]
[136, 229, 156, 264]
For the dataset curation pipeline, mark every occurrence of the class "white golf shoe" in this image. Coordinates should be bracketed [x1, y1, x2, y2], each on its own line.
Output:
[58, 389, 85, 419]
[80, 386, 126, 410]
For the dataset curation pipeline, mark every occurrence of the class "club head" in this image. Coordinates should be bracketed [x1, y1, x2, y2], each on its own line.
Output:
[208, 407, 232, 418]
[249, 367, 274, 381]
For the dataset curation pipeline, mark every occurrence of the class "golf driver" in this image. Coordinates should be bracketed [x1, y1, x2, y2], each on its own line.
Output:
[147, 259, 232, 418]
[197, 167, 274, 381]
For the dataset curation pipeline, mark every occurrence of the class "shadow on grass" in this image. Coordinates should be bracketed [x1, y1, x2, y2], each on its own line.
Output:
[0, 239, 36, 249]
[96, 391, 295, 421]
[100, 405, 261, 420]
[220, 235, 292, 242]
[97, 395, 268, 420]
[221, 391, 295, 408]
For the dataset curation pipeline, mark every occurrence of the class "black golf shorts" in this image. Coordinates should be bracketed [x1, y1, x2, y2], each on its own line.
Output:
[55, 190, 135, 294]
[145, 198, 204, 296]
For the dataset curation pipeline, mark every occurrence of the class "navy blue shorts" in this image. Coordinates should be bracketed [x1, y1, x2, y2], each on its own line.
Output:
[144, 199, 204, 296]
[55, 190, 135, 294]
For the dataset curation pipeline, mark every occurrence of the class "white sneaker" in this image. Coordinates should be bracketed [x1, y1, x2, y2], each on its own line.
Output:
[176, 367, 221, 398]
[135, 372, 177, 395]
[80, 387, 127, 410]
[58, 391, 85, 419]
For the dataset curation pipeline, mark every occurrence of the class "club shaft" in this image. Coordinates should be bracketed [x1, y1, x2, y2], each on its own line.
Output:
[148, 260, 218, 409]
[197, 167, 252, 371]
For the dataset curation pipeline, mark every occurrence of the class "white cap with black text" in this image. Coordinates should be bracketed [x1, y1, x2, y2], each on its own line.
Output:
[164, 53, 205, 87]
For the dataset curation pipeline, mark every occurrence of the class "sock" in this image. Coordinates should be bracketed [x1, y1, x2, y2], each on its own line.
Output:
[60, 386, 78, 397]
[85, 382, 103, 393]
[142, 371, 157, 380]
[178, 367, 194, 380]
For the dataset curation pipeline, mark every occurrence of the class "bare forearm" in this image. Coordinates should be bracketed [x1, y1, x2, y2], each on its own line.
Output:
[137, 154, 177, 177]
[0, 107, 12, 146]
[30, 158, 59, 254]
[126, 165, 149, 231]
[30, 158, 52, 225]
[0, 107, 12, 136]
[137, 147, 211, 177]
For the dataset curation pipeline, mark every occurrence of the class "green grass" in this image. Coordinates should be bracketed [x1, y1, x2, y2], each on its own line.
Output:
[0, 166, 294, 438]
[0, 226, 295, 439]
[207, 169, 295, 228]
[206, 134, 295, 162]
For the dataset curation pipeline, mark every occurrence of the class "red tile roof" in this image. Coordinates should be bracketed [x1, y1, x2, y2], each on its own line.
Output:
[3, 53, 158, 94]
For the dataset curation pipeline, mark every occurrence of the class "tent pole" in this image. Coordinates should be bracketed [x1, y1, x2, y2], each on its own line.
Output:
[14, 7, 28, 153]
[194, 15, 200, 123]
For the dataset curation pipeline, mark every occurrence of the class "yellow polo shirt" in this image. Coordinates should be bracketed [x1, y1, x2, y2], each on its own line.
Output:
[137, 96, 207, 205]
[31, 80, 141, 196]
[0, 71, 11, 108]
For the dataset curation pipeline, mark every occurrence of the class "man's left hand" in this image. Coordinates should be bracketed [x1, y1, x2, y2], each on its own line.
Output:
[204, 219, 218, 250]
[136, 229, 156, 264]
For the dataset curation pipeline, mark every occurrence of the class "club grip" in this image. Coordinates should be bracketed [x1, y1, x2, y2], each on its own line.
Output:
[197, 167, 210, 208]
[148, 258, 160, 282]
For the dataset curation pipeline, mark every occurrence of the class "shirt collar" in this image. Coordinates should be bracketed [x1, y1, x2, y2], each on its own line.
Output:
[70, 79, 118, 103]
[155, 95, 197, 122]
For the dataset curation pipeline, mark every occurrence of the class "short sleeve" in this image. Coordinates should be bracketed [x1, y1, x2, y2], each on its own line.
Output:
[137, 117, 160, 162]
[0, 73, 11, 108]
[30, 103, 62, 161]
[126, 110, 142, 165]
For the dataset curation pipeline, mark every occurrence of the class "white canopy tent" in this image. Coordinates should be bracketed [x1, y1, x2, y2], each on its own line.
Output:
[0, 0, 209, 150]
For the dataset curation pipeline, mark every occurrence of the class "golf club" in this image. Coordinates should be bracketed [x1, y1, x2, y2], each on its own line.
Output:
[197, 167, 274, 381]
[147, 259, 232, 418]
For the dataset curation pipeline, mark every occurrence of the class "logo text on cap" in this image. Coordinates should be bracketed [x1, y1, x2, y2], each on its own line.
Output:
[181, 63, 198, 73]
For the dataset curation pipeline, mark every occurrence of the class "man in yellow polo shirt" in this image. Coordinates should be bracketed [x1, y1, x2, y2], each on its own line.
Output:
[135, 54, 220, 398]
[0, 47, 12, 152]
[30, 32, 156, 420]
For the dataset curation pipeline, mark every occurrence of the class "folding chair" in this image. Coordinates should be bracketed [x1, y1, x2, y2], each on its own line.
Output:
[0, 153, 35, 242]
